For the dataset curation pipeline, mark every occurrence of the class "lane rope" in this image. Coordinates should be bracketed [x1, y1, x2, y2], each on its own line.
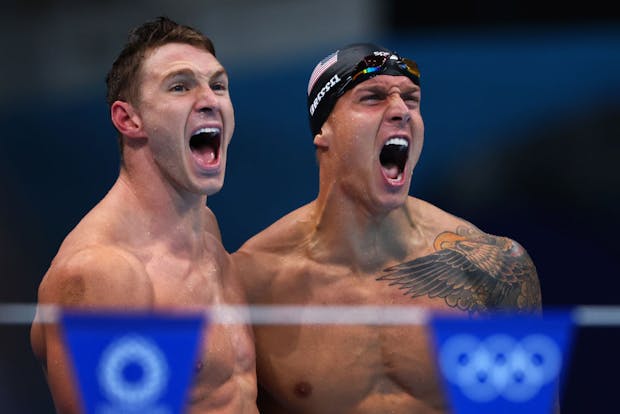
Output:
[2, 303, 620, 326]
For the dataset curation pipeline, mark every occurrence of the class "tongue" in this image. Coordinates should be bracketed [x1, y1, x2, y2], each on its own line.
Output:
[383, 164, 399, 179]
[194, 148, 216, 165]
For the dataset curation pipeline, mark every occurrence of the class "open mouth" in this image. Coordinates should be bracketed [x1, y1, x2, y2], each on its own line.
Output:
[379, 137, 409, 182]
[190, 127, 221, 166]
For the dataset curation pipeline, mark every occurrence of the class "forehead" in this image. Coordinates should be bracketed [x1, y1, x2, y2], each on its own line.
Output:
[141, 42, 224, 78]
[352, 74, 419, 92]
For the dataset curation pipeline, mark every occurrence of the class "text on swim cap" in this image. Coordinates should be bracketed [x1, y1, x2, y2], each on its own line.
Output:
[309, 74, 341, 116]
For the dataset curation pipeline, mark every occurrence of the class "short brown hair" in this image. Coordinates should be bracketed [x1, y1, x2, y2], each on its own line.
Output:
[106, 16, 216, 107]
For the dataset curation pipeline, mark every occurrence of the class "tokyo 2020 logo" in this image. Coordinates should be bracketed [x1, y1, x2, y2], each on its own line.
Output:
[97, 334, 169, 409]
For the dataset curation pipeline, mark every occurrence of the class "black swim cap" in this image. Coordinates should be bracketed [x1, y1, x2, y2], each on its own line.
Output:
[306, 43, 420, 137]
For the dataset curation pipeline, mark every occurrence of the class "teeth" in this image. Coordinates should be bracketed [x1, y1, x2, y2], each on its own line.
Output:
[192, 127, 220, 137]
[385, 137, 408, 147]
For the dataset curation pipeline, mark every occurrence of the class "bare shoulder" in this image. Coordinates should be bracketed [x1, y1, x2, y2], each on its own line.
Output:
[384, 197, 542, 313]
[242, 204, 313, 248]
[31, 242, 155, 371]
[233, 205, 312, 299]
[31, 242, 155, 414]
[36, 243, 154, 309]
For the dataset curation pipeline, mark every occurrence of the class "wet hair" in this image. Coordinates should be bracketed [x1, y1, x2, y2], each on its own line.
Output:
[105, 16, 216, 107]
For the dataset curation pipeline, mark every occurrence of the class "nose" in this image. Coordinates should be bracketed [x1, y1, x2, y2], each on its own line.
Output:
[195, 85, 219, 114]
[386, 94, 411, 125]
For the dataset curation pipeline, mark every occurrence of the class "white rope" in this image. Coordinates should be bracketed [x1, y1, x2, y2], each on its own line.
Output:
[571, 306, 620, 327]
[2, 303, 620, 326]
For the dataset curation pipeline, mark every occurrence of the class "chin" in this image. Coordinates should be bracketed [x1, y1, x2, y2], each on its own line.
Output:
[194, 175, 224, 197]
[205, 183, 224, 196]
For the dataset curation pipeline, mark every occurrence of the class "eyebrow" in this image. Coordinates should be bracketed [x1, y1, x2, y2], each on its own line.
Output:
[162, 67, 228, 83]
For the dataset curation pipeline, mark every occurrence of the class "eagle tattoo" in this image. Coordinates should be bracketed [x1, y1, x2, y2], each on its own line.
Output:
[377, 226, 541, 314]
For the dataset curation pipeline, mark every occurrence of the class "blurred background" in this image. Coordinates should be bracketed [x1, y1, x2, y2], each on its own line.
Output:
[1, 0, 618, 412]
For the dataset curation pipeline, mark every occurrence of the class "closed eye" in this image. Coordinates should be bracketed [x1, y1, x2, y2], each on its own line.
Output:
[360, 93, 385, 102]
[403, 93, 420, 107]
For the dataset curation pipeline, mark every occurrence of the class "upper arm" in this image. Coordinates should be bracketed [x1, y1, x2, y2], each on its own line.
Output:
[508, 238, 543, 311]
[446, 216, 543, 312]
[30, 246, 154, 413]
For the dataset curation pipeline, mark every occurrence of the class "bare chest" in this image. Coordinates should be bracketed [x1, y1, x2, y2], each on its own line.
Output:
[254, 267, 458, 412]
[190, 322, 256, 400]
[138, 249, 256, 408]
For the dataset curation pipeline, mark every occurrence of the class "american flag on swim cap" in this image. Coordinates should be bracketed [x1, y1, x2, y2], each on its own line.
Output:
[307, 51, 338, 95]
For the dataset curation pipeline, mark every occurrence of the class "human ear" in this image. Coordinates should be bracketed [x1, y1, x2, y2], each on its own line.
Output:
[313, 124, 330, 149]
[110, 101, 145, 139]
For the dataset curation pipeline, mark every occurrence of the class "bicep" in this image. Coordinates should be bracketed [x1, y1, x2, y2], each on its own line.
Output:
[31, 247, 154, 412]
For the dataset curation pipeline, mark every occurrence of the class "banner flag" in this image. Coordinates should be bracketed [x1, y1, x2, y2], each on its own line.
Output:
[61, 310, 207, 414]
[429, 311, 574, 414]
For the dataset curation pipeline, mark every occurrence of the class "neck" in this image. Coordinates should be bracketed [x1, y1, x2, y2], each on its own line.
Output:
[110, 167, 211, 248]
[308, 186, 419, 272]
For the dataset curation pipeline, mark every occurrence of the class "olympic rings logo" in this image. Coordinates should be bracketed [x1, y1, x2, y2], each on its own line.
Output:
[438, 333, 562, 402]
[98, 334, 169, 408]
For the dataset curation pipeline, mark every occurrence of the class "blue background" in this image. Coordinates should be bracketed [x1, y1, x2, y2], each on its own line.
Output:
[1, 2, 618, 412]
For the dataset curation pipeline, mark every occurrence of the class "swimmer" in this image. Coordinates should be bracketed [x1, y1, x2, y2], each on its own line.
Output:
[234, 43, 543, 414]
[30, 16, 258, 414]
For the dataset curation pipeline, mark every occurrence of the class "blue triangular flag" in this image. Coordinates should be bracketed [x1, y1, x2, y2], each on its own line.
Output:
[61, 310, 208, 414]
[429, 310, 574, 414]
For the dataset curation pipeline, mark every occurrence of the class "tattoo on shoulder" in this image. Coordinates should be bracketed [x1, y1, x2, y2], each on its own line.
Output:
[377, 225, 541, 314]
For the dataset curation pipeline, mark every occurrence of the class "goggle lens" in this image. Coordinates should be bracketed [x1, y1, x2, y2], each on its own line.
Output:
[401, 58, 420, 79]
[350, 54, 420, 84]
